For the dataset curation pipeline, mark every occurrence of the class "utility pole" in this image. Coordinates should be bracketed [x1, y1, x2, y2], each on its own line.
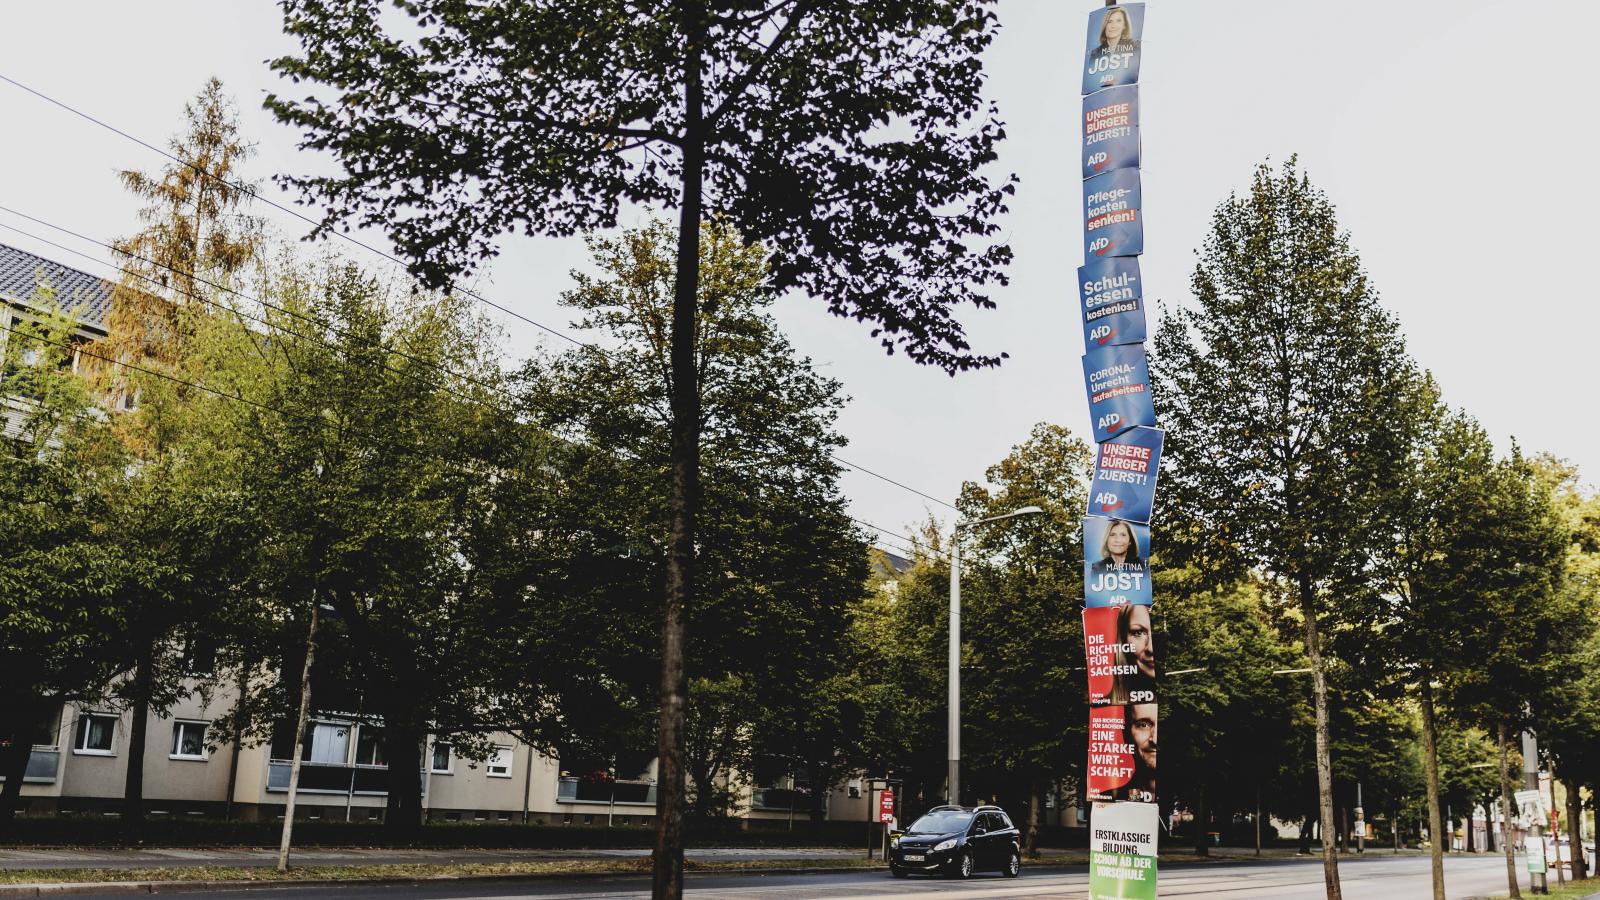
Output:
[1522, 730, 1548, 894]
[1356, 782, 1365, 854]
[946, 506, 1043, 804]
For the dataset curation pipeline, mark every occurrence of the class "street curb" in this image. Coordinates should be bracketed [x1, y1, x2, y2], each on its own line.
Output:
[0, 864, 896, 897]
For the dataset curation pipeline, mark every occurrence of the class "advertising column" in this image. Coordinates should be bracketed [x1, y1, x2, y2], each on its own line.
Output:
[1079, 4, 1159, 899]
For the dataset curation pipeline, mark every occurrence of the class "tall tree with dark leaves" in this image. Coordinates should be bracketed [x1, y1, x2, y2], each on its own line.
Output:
[267, 7, 1011, 891]
[1150, 159, 1417, 900]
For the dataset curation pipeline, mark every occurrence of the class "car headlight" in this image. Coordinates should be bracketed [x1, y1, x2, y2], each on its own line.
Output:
[934, 838, 958, 853]
[890, 836, 900, 848]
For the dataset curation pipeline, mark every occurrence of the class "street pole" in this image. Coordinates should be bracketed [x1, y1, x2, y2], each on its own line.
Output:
[1356, 782, 1364, 854]
[947, 506, 1043, 806]
[1523, 730, 1548, 894]
[947, 535, 961, 806]
[276, 593, 319, 873]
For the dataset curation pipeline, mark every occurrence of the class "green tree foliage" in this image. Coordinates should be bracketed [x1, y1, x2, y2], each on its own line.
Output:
[208, 259, 512, 830]
[954, 424, 1090, 848]
[0, 299, 123, 824]
[509, 221, 865, 831]
[1151, 158, 1418, 898]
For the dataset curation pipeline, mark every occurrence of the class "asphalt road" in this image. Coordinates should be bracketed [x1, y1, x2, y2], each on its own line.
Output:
[54, 853, 1554, 898]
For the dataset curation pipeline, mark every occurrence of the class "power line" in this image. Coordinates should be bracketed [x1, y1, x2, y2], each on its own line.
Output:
[0, 71, 961, 515]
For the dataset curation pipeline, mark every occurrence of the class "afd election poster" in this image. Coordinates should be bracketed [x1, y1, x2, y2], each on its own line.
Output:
[1078, 256, 1146, 349]
[1083, 516, 1152, 607]
[1083, 168, 1143, 260]
[1089, 801, 1159, 900]
[1088, 426, 1164, 524]
[1086, 704, 1157, 803]
[1082, 342, 1156, 442]
[1084, 605, 1157, 707]
[1083, 85, 1140, 179]
[1082, 3, 1145, 96]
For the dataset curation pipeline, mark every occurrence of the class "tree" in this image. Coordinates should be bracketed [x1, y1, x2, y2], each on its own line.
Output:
[509, 220, 866, 833]
[189, 255, 514, 846]
[954, 423, 1089, 854]
[0, 298, 124, 825]
[268, 4, 1013, 891]
[1150, 158, 1419, 899]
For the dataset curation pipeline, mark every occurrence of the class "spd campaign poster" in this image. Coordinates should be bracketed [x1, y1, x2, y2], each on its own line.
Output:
[1082, 342, 1156, 442]
[1082, 85, 1140, 179]
[1084, 605, 1157, 707]
[1082, 3, 1145, 96]
[1083, 168, 1143, 260]
[1083, 516, 1152, 607]
[1088, 426, 1164, 524]
[1087, 704, 1156, 803]
[1079, 256, 1145, 350]
[1089, 801, 1159, 900]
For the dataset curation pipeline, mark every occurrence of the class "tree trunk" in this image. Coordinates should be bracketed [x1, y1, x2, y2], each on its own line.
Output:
[1419, 677, 1446, 900]
[1300, 809, 1315, 855]
[1299, 574, 1342, 899]
[0, 719, 33, 826]
[1497, 721, 1522, 899]
[1340, 803, 1350, 853]
[1193, 786, 1209, 856]
[651, 12, 705, 898]
[382, 724, 425, 836]
[224, 668, 248, 820]
[1025, 781, 1042, 859]
[122, 647, 155, 830]
[1565, 777, 1586, 880]
[1466, 808, 1476, 853]
[277, 601, 319, 872]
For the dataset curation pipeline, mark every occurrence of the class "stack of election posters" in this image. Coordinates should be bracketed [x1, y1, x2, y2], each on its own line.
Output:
[1079, 6, 1159, 899]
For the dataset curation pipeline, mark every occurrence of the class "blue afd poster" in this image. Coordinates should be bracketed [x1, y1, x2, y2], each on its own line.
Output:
[1088, 426, 1164, 525]
[1083, 85, 1140, 179]
[1083, 516, 1152, 607]
[1083, 342, 1156, 442]
[1084, 168, 1143, 260]
[1079, 256, 1146, 349]
[1082, 3, 1144, 95]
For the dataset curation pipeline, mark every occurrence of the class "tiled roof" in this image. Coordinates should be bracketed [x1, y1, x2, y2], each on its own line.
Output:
[0, 241, 113, 333]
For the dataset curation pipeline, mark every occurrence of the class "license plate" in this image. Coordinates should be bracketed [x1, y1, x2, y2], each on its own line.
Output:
[903, 854, 924, 862]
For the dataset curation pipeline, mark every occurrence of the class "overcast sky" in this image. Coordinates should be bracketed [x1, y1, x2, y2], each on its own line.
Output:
[2, 1, 1595, 553]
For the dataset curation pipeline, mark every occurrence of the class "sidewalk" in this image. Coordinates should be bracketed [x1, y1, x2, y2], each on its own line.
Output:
[0, 845, 862, 871]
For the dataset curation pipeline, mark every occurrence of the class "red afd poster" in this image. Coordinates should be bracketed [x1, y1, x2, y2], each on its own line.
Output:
[1087, 703, 1157, 804]
[1084, 606, 1157, 707]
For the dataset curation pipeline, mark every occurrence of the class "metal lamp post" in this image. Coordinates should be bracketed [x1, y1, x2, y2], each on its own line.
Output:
[947, 505, 1045, 805]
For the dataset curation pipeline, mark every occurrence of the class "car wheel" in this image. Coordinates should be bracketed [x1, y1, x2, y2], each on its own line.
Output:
[955, 849, 975, 879]
[1003, 848, 1021, 877]
[890, 864, 907, 878]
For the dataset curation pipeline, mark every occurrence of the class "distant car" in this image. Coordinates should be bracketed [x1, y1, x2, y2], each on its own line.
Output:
[889, 804, 1021, 879]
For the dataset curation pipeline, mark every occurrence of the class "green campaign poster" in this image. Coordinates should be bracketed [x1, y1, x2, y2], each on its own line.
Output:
[1089, 801, 1158, 900]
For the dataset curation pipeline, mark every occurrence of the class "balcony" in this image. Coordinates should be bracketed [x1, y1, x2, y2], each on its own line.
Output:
[25, 748, 60, 783]
[267, 761, 395, 795]
[556, 776, 655, 805]
[751, 786, 812, 811]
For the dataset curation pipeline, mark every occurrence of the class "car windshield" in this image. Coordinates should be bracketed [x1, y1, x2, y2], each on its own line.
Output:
[907, 810, 973, 834]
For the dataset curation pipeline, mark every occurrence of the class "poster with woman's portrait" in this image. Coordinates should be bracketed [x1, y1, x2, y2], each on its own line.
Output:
[1082, 516, 1152, 607]
[1082, 3, 1145, 96]
[1084, 604, 1157, 707]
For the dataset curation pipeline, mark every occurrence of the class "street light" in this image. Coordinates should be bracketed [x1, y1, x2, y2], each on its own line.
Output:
[948, 505, 1045, 805]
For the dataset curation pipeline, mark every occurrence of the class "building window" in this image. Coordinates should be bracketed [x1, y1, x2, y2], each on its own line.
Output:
[74, 713, 116, 754]
[355, 726, 385, 767]
[486, 746, 512, 778]
[170, 721, 208, 760]
[430, 742, 453, 774]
